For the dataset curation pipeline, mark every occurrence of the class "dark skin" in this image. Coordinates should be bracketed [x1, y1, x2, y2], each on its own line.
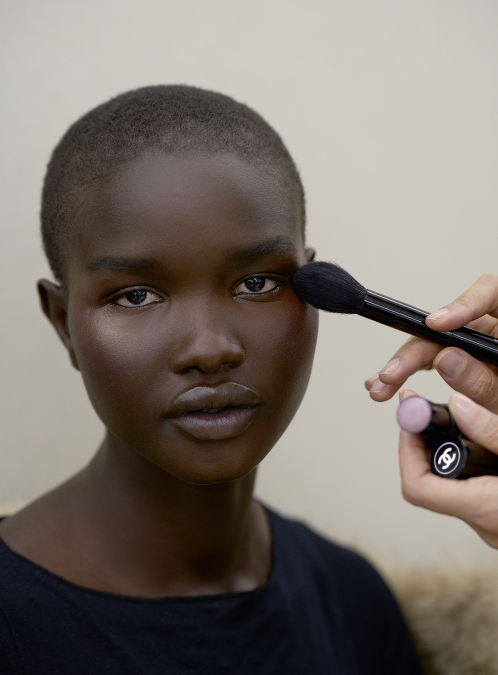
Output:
[0, 152, 318, 598]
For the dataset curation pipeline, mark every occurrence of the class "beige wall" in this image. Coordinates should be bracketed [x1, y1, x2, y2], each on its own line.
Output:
[1, 0, 498, 563]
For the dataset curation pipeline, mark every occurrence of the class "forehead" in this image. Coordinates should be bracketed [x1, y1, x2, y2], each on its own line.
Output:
[70, 152, 301, 264]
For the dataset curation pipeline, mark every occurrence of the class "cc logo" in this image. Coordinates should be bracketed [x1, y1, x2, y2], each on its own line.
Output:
[432, 439, 467, 479]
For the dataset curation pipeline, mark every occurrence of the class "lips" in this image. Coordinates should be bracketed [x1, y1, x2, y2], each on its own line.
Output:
[164, 382, 261, 441]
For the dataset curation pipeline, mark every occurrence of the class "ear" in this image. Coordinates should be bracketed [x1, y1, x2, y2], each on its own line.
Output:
[305, 247, 315, 262]
[37, 280, 80, 371]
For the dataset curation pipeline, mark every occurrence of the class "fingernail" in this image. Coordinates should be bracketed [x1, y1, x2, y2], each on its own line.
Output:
[450, 393, 473, 415]
[365, 373, 379, 386]
[436, 351, 466, 378]
[399, 390, 407, 402]
[370, 379, 387, 393]
[380, 358, 399, 375]
[428, 308, 449, 321]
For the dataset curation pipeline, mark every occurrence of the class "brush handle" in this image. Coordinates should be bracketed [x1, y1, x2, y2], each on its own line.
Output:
[361, 290, 498, 367]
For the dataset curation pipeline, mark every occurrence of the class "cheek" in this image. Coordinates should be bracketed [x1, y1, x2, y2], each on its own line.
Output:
[68, 309, 167, 429]
[247, 300, 318, 415]
[67, 298, 319, 453]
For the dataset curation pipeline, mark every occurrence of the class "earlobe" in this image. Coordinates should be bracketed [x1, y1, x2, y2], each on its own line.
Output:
[37, 280, 80, 371]
[305, 248, 316, 262]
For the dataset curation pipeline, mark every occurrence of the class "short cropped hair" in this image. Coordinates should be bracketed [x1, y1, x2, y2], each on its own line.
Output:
[41, 85, 306, 285]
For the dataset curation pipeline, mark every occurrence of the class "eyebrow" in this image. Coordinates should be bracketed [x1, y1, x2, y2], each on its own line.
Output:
[86, 255, 161, 273]
[86, 238, 297, 274]
[225, 238, 297, 263]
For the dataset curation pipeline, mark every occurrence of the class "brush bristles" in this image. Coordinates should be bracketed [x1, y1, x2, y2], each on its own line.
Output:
[292, 261, 367, 314]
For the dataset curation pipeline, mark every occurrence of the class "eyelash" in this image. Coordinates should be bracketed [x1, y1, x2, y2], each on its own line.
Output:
[109, 275, 283, 309]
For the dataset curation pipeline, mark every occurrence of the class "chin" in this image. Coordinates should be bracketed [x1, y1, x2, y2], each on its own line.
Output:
[162, 449, 268, 486]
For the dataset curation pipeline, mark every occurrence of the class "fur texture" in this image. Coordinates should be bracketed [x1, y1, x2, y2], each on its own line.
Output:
[377, 558, 498, 674]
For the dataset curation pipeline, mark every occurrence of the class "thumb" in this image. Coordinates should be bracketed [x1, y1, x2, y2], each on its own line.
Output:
[449, 393, 498, 454]
[426, 274, 498, 331]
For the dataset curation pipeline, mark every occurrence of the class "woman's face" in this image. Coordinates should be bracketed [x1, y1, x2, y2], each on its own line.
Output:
[59, 152, 318, 484]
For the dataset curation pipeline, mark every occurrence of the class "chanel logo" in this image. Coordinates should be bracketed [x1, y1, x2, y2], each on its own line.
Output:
[433, 441, 462, 476]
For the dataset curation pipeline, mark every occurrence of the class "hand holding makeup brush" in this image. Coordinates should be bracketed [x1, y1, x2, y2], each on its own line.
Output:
[399, 389, 498, 549]
[365, 274, 498, 412]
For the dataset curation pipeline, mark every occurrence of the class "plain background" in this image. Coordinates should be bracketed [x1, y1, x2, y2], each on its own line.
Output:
[1, 0, 498, 564]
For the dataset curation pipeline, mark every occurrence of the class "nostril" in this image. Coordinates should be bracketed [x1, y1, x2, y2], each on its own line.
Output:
[169, 330, 244, 375]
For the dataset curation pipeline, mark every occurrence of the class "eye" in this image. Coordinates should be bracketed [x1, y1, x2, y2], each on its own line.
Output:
[233, 276, 280, 295]
[114, 289, 163, 308]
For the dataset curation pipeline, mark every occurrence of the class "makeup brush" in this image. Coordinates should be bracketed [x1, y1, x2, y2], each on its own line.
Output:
[292, 261, 498, 367]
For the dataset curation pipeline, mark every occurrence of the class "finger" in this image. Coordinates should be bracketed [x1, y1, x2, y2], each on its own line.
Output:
[399, 430, 446, 510]
[398, 388, 418, 401]
[377, 337, 441, 384]
[466, 314, 498, 337]
[398, 429, 493, 520]
[365, 337, 442, 403]
[426, 274, 498, 331]
[435, 348, 498, 413]
[366, 378, 402, 402]
[449, 393, 498, 452]
[399, 413, 498, 549]
[364, 373, 379, 391]
[463, 477, 498, 550]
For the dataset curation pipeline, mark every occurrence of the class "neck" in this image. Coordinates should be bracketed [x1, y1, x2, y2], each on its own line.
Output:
[73, 432, 271, 597]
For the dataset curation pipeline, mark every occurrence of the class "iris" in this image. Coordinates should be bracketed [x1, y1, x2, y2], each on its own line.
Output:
[245, 277, 266, 292]
[126, 290, 148, 305]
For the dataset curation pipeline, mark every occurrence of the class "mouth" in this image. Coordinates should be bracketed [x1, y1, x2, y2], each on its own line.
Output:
[165, 383, 261, 441]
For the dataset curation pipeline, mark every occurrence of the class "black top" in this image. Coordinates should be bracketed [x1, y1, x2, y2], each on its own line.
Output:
[0, 509, 420, 674]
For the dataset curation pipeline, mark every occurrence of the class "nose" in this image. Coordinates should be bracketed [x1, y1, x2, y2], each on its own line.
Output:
[169, 300, 245, 375]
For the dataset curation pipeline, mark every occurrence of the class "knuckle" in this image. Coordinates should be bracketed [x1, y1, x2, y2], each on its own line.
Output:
[454, 293, 475, 310]
[402, 337, 439, 364]
[456, 275, 498, 312]
[479, 416, 498, 449]
[390, 337, 418, 360]
[403, 338, 424, 356]
[465, 371, 498, 407]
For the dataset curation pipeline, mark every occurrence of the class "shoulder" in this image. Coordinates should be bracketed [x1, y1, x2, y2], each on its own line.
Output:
[268, 507, 387, 589]
[267, 509, 421, 674]
[0, 542, 27, 673]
